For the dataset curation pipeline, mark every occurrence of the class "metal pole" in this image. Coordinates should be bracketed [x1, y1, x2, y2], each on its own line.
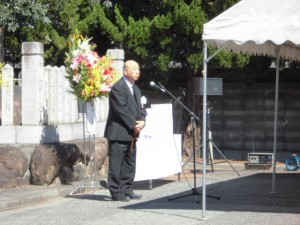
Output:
[93, 134, 97, 181]
[272, 51, 279, 193]
[83, 109, 87, 186]
[202, 41, 208, 219]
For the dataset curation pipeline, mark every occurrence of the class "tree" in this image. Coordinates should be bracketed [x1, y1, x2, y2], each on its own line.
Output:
[78, 0, 248, 108]
[1, 0, 114, 66]
[0, 0, 50, 62]
[77, 1, 204, 105]
[20, 0, 89, 65]
[1, 0, 250, 91]
[202, 0, 240, 20]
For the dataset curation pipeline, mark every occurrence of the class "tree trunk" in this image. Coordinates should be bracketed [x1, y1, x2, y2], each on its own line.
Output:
[186, 69, 194, 109]
[181, 69, 202, 157]
[186, 69, 200, 114]
[0, 26, 4, 62]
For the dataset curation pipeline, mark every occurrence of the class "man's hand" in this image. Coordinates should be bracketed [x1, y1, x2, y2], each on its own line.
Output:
[134, 121, 145, 134]
[131, 121, 145, 151]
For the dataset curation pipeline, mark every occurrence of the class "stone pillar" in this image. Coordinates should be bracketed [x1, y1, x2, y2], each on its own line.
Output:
[103, 49, 124, 121]
[43, 65, 51, 125]
[47, 66, 57, 125]
[94, 97, 107, 122]
[21, 42, 44, 125]
[1, 64, 14, 125]
[98, 97, 108, 122]
[56, 67, 63, 124]
[60, 66, 70, 124]
[106, 49, 124, 80]
[69, 94, 78, 123]
[63, 67, 78, 123]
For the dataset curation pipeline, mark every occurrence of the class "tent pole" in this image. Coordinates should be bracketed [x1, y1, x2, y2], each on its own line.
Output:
[272, 50, 280, 193]
[206, 41, 230, 62]
[202, 41, 208, 219]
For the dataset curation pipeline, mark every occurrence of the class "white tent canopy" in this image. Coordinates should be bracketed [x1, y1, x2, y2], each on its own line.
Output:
[201, 0, 300, 219]
[203, 0, 300, 60]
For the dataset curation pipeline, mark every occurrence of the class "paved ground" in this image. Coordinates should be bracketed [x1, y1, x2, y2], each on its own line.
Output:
[0, 161, 299, 225]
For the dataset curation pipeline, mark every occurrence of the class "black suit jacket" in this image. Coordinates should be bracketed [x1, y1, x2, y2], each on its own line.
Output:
[104, 78, 146, 142]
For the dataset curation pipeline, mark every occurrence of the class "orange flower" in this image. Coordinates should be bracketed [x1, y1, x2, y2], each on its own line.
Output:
[65, 30, 121, 102]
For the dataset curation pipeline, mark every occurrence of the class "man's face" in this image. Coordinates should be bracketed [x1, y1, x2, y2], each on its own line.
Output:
[124, 61, 140, 83]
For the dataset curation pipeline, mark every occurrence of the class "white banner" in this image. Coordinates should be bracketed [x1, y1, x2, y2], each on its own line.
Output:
[85, 101, 96, 135]
[134, 104, 182, 181]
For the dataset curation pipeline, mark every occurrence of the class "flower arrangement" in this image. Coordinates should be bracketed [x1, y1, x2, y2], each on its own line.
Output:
[65, 31, 120, 102]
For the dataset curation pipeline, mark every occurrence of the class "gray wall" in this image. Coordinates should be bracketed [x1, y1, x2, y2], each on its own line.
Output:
[208, 83, 300, 161]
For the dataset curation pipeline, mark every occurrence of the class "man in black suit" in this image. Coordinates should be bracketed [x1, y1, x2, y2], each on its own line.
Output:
[104, 60, 146, 201]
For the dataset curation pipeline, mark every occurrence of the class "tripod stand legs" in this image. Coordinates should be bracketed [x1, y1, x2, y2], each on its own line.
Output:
[168, 117, 220, 203]
[169, 188, 200, 203]
[168, 188, 220, 203]
[209, 140, 241, 176]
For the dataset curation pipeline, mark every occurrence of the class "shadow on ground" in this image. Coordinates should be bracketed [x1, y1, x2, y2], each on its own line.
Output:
[122, 173, 300, 214]
[65, 172, 300, 214]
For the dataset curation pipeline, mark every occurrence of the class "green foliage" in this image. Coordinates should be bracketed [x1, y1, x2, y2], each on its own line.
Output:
[0, 0, 50, 32]
[1, 0, 251, 82]
[202, 0, 240, 20]
[208, 45, 250, 69]
[0, 0, 51, 62]
[126, 17, 152, 57]
[0, 0, 257, 114]
[156, 53, 171, 72]
[1, 0, 94, 65]
[145, 0, 206, 75]
[187, 52, 203, 73]
[77, 4, 123, 43]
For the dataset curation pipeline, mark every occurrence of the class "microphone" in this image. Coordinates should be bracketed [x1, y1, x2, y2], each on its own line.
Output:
[149, 81, 165, 92]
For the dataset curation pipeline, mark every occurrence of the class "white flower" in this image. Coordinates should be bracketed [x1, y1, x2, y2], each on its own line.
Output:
[72, 49, 80, 57]
[141, 96, 147, 106]
[79, 38, 92, 52]
[72, 74, 81, 83]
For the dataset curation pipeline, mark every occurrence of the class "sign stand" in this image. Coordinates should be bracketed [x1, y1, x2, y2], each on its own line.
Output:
[70, 101, 105, 195]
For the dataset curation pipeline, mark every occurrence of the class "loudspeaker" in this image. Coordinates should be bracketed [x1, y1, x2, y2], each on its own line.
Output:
[194, 78, 223, 96]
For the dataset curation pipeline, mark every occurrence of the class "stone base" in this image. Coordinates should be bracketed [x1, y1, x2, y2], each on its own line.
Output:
[0, 137, 108, 189]
[0, 122, 106, 144]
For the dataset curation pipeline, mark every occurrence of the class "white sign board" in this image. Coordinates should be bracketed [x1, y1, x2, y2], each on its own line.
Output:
[135, 104, 182, 181]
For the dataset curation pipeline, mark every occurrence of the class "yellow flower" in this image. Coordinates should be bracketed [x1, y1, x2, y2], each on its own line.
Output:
[65, 30, 120, 102]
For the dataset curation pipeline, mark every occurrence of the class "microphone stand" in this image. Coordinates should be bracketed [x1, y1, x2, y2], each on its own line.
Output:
[154, 82, 220, 203]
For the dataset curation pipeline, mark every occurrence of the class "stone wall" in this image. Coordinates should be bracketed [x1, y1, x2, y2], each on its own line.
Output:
[208, 82, 300, 161]
[0, 43, 124, 144]
[0, 44, 120, 189]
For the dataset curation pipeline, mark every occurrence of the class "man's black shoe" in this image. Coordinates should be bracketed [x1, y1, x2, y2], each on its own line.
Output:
[125, 192, 142, 200]
[111, 194, 130, 202]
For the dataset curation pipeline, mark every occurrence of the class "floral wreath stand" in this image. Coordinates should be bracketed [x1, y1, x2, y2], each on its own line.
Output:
[70, 101, 106, 195]
[65, 30, 119, 195]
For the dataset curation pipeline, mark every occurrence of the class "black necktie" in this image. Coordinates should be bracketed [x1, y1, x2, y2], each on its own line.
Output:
[133, 85, 139, 105]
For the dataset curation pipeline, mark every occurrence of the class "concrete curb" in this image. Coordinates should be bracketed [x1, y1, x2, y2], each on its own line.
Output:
[0, 185, 73, 212]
